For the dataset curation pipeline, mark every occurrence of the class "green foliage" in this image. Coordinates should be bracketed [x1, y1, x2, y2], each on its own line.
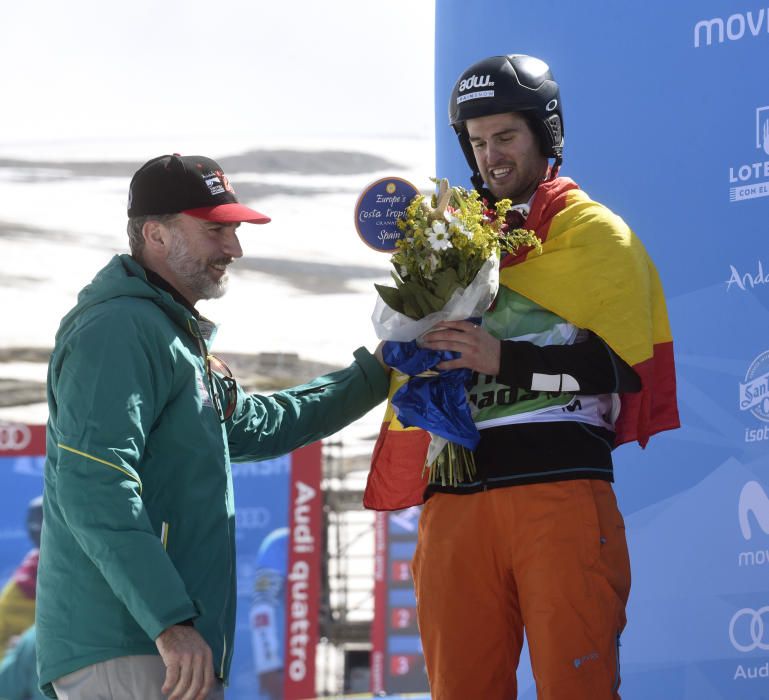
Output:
[376, 178, 541, 319]
[374, 283, 405, 314]
[426, 442, 477, 487]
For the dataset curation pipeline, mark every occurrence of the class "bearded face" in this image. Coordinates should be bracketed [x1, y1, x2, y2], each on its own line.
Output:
[167, 226, 232, 300]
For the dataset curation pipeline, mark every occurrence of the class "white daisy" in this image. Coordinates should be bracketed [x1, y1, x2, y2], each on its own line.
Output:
[427, 222, 451, 251]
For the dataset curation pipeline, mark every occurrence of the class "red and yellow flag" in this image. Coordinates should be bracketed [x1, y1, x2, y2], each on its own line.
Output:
[500, 177, 679, 447]
[363, 371, 431, 511]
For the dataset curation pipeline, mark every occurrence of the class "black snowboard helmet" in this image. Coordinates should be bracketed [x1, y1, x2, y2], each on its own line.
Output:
[449, 54, 564, 190]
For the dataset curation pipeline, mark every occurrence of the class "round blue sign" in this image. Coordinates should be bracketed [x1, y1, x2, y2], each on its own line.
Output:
[354, 177, 420, 252]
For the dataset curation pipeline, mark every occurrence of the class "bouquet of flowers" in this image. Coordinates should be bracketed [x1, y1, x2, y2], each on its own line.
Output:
[372, 178, 540, 486]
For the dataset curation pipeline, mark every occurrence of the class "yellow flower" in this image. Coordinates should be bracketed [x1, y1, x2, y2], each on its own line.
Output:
[376, 178, 540, 320]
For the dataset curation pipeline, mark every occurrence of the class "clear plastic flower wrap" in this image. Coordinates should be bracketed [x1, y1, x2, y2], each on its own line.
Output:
[371, 178, 541, 486]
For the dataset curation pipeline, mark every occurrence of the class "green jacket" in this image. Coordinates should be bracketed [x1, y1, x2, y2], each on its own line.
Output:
[37, 255, 387, 696]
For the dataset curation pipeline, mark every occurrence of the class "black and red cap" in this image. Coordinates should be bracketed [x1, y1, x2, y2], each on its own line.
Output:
[127, 154, 271, 224]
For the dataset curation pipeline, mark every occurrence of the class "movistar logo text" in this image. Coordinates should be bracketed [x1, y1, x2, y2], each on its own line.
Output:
[694, 8, 769, 47]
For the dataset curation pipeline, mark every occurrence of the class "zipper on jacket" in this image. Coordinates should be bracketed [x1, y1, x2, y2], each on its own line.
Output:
[612, 632, 622, 694]
[218, 499, 234, 681]
[220, 633, 227, 678]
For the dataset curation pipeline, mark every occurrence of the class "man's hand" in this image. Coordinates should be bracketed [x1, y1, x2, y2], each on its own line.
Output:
[420, 320, 501, 375]
[155, 624, 214, 700]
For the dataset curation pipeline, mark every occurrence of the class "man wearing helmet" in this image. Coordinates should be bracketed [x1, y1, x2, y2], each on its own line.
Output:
[450, 54, 564, 199]
[249, 527, 289, 700]
[0, 496, 42, 660]
[414, 55, 680, 699]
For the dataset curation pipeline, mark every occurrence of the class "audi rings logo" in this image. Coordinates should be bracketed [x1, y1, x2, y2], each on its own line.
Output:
[0, 424, 31, 451]
[730, 607, 769, 652]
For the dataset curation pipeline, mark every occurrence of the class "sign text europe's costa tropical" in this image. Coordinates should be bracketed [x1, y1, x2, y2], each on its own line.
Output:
[354, 177, 419, 252]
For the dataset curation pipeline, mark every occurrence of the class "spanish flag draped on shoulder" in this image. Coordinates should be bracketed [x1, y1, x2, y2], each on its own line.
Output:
[363, 177, 680, 511]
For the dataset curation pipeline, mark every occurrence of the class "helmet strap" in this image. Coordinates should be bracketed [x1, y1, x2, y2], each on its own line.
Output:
[471, 171, 485, 192]
[548, 155, 563, 180]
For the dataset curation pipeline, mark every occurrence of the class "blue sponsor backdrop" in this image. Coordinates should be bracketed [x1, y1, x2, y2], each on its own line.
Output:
[229, 455, 291, 700]
[434, 1, 769, 697]
[0, 451, 290, 700]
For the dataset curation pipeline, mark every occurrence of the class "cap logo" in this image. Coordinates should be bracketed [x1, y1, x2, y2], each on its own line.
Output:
[546, 98, 559, 112]
[204, 176, 226, 196]
[458, 74, 495, 93]
[216, 170, 236, 194]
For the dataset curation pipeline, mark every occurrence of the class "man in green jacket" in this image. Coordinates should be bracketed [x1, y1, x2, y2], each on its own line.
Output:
[37, 154, 389, 700]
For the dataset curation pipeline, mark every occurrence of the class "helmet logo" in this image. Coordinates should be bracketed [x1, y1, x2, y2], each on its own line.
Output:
[546, 98, 559, 112]
[458, 74, 495, 92]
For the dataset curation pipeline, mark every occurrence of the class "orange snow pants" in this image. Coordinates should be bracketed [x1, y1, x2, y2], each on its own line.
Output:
[411, 479, 631, 700]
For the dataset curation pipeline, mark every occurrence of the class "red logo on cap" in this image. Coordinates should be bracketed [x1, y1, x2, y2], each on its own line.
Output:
[216, 170, 236, 194]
